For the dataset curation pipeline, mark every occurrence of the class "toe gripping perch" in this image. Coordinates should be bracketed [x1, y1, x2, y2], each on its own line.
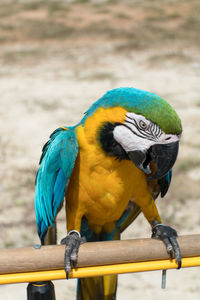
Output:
[151, 222, 182, 269]
[61, 230, 86, 278]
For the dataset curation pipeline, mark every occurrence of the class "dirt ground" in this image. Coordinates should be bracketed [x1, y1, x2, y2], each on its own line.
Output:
[0, 0, 200, 299]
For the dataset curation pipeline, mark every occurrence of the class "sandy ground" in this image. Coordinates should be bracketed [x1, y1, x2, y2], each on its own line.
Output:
[0, 0, 200, 299]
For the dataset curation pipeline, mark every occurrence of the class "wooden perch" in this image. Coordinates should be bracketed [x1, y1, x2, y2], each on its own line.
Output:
[0, 235, 200, 275]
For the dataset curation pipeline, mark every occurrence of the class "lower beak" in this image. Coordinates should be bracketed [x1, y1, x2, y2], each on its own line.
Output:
[128, 141, 179, 180]
[128, 150, 152, 175]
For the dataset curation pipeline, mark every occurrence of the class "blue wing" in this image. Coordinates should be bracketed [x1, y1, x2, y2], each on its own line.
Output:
[35, 127, 79, 239]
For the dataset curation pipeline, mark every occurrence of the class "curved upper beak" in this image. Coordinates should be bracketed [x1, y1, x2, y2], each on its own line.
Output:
[148, 141, 179, 180]
[128, 141, 179, 180]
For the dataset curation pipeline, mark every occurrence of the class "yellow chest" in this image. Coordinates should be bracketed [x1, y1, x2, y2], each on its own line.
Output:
[66, 127, 148, 228]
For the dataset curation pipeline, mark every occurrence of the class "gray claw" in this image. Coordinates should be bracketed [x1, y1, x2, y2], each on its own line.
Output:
[61, 230, 85, 276]
[169, 236, 181, 269]
[152, 222, 182, 269]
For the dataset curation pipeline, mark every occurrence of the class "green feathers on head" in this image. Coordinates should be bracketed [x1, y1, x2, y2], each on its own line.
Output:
[84, 87, 182, 135]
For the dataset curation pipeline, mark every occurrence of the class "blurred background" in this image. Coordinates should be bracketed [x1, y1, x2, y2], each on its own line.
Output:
[0, 0, 200, 299]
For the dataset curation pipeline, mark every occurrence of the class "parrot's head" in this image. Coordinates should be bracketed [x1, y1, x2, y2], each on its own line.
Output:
[86, 87, 182, 180]
[112, 110, 181, 180]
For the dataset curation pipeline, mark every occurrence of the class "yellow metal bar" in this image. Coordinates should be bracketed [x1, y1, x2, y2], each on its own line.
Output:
[0, 256, 200, 285]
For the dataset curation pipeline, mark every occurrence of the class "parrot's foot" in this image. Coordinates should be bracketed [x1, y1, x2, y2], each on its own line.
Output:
[61, 230, 86, 277]
[151, 221, 181, 269]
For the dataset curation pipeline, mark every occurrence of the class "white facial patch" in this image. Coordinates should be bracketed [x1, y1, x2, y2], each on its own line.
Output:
[113, 125, 153, 152]
[113, 112, 181, 153]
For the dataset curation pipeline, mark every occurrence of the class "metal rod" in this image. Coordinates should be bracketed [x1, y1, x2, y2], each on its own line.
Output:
[161, 269, 167, 289]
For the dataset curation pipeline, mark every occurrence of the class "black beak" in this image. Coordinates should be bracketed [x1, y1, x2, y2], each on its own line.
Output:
[128, 141, 179, 180]
[148, 141, 179, 180]
[128, 150, 152, 175]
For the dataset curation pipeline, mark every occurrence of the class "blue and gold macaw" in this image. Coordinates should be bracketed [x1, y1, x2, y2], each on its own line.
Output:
[35, 87, 182, 300]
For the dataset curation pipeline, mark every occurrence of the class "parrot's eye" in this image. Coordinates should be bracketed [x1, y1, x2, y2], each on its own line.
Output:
[139, 120, 147, 129]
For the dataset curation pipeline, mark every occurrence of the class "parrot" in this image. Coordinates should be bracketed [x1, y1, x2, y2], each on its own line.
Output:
[35, 87, 182, 300]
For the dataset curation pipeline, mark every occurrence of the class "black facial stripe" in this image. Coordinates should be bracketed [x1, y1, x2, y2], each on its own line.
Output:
[148, 121, 162, 138]
[158, 128, 162, 137]
[154, 124, 162, 137]
[126, 117, 138, 128]
[122, 124, 156, 142]
[126, 115, 162, 139]
[151, 123, 155, 133]
[125, 120, 138, 127]
[153, 123, 158, 135]
[122, 124, 143, 138]
[126, 116, 150, 135]
[125, 119, 156, 140]
[126, 118, 146, 134]
[126, 115, 135, 122]
[149, 123, 156, 137]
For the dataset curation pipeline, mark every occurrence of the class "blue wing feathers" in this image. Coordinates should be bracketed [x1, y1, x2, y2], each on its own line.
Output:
[166, 169, 172, 184]
[158, 169, 172, 198]
[35, 127, 79, 239]
[53, 169, 66, 216]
